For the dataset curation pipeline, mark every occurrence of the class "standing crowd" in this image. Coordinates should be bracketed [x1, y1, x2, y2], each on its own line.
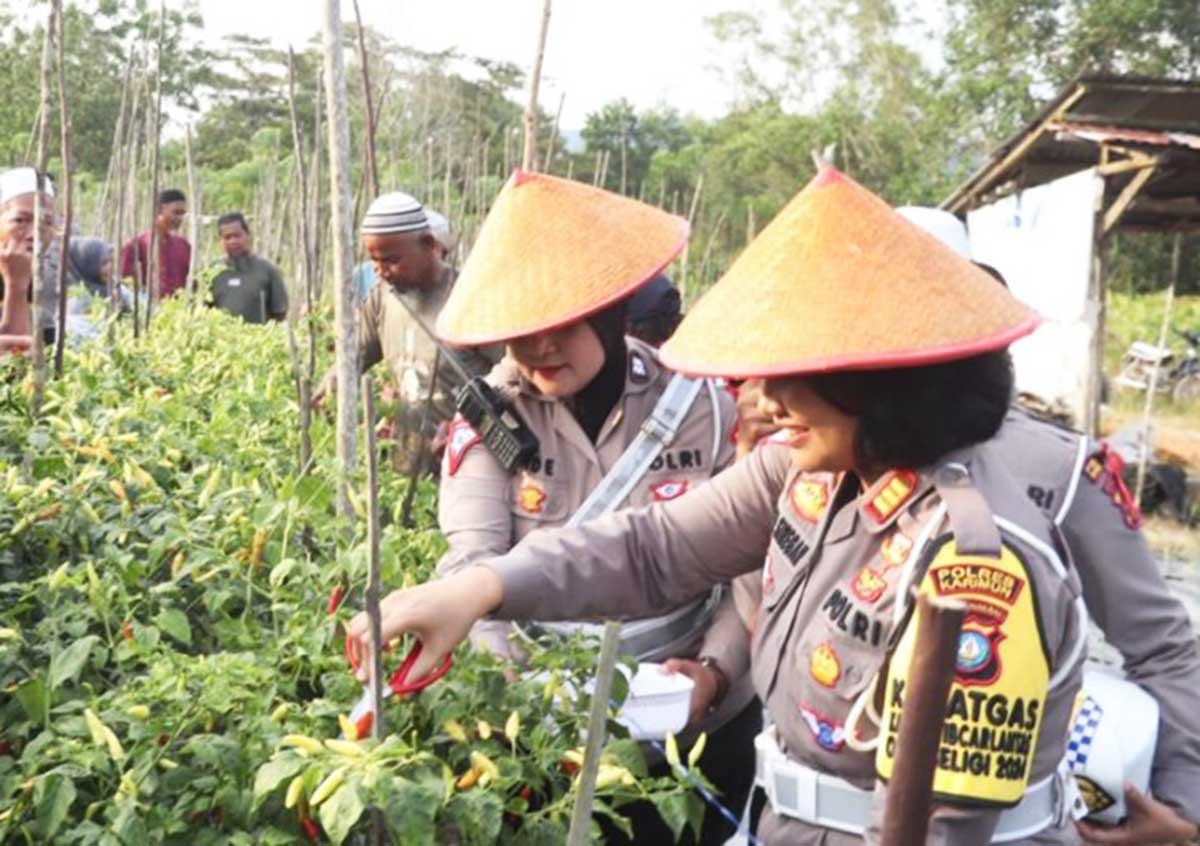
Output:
[2, 153, 1199, 846]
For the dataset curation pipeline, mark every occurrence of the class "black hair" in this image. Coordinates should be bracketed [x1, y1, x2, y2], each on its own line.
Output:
[807, 350, 1014, 470]
[628, 312, 681, 348]
[158, 189, 186, 207]
[217, 212, 249, 233]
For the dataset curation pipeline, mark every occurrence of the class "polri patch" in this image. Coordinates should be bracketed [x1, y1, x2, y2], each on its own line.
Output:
[445, 417, 482, 477]
[799, 703, 846, 752]
[955, 616, 1005, 687]
[1083, 443, 1143, 529]
[850, 566, 890, 604]
[809, 641, 841, 688]
[650, 480, 688, 501]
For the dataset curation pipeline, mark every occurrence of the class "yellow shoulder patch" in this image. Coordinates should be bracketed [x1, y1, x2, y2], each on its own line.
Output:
[876, 535, 1050, 808]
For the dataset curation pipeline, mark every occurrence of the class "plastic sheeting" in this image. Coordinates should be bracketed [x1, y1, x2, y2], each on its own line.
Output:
[967, 168, 1104, 426]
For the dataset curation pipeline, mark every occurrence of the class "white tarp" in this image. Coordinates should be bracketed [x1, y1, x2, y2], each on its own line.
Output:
[967, 168, 1103, 425]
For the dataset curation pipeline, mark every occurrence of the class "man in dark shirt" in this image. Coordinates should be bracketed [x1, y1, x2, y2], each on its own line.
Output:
[208, 212, 288, 324]
[120, 188, 191, 298]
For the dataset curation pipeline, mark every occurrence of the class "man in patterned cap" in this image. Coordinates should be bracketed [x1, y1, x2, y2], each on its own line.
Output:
[314, 191, 497, 470]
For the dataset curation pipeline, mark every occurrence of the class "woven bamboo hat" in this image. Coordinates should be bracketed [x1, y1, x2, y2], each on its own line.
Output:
[436, 171, 689, 346]
[660, 167, 1038, 379]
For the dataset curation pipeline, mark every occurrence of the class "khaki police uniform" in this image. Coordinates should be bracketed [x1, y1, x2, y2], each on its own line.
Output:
[482, 442, 1086, 846]
[358, 266, 499, 466]
[986, 407, 1200, 821]
[436, 336, 754, 735]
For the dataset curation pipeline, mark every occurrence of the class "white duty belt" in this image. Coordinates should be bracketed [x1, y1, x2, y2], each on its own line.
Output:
[754, 727, 1085, 842]
[526, 373, 723, 661]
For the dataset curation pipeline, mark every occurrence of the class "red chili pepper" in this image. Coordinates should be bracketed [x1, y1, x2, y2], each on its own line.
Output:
[519, 785, 533, 801]
[327, 585, 346, 615]
[302, 816, 321, 842]
[354, 711, 373, 739]
[0, 740, 12, 757]
[122, 621, 134, 641]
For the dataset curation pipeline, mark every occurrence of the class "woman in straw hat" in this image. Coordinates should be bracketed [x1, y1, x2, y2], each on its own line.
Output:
[429, 170, 760, 845]
[349, 167, 1087, 845]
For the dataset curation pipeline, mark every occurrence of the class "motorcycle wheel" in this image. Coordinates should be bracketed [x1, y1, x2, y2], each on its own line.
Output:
[1172, 373, 1200, 404]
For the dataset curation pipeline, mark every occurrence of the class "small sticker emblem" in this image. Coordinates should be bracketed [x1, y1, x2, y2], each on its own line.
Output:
[790, 478, 829, 523]
[629, 354, 649, 384]
[809, 641, 841, 688]
[799, 703, 846, 752]
[517, 478, 547, 515]
[650, 480, 688, 501]
[954, 617, 1005, 687]
[445, 417, 481, 476]
[881, 531, 912, 566]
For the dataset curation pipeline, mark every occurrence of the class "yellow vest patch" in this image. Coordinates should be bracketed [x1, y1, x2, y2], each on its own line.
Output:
[876, 535, 1050, 808]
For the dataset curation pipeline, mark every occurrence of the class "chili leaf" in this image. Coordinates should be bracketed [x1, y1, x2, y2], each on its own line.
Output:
[48, 635, 100, 690]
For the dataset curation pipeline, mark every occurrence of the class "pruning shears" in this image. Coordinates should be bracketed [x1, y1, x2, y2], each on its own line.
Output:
[345, 635, 452, 737]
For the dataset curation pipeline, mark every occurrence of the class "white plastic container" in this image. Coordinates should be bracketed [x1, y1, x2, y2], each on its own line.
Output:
[612, 662, 695, 740]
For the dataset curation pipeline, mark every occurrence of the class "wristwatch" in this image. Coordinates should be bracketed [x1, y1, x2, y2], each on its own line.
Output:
[697, 655, 730, 712]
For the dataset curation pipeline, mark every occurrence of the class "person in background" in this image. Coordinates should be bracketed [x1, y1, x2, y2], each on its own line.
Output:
[208, 212, 288, 324]
[120, 188, 190, 299]
[353, 207, 456, 305]
[0, 167, 55, 354]
[625, 272, 682, 347]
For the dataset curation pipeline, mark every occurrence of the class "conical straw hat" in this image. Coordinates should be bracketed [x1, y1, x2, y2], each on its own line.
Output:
[660, 167, 1038, 379]
[436, 171, 688, 345]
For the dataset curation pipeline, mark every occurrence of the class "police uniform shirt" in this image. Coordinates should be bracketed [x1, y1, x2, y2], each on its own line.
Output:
[436, 337, 754, 735]
[483, 442, 1087, 846]
[210, 254, 288, 324]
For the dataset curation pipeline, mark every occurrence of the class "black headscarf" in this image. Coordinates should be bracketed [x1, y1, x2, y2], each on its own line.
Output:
[568, 301, 628, 443]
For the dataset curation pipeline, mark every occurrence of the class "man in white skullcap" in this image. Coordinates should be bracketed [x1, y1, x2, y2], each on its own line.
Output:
[315, 192, 498, 471]
[0, 167, 56, 353]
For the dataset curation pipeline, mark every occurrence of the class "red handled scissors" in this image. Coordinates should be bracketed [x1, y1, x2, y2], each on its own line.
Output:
[346, 635, 452, 736]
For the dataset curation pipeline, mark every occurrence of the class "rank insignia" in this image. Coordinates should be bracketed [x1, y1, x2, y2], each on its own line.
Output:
[650, 480, 688, 501]
[881, 530, 912, 566]
[809, 641, 841, 688]
[799, 703, 846, 752]
[790, 478, 829, 523]
[517, 478, 547, 515]
[445, 417, 482, 477]
[864, 470, 918, 523]
[850, 566, 889, 604]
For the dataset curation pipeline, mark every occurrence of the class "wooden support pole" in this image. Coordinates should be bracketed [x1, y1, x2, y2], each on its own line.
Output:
[880, 592, 966, 846]
[52, 0, 71, 379]
[521, 0, 552, 173]
[1103, 166, 1157, 236]
[184, 125, 199, 306]
[143, 0, 165, 332]
[1135, 233, 1182, 504]
[566, 621, 622, 846]
[28, 0, 55, 415]
[361, 374, 385, 846]
[351, 0, 380, 197]
[323, 0, 359, 520]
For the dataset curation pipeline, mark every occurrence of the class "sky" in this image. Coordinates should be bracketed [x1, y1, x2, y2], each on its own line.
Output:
[197, 0, 760, 129]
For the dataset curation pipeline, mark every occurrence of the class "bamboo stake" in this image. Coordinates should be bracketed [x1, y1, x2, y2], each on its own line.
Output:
[351, 0, 380, 197]
[521, 0, 552, 172]
[881, 592, 965, 846]
[52, 0, 72, 379]
[544, 91, 564, 174]
[566, 621, 622, 846]
[1134, 233, 1182, 504]
[184, 125, 199, 306]
[29, 1, 55, 415]
[599, 149, 610, 188]
[323, 0, 359, 519]
[361, 374, 386, 846]
[679, 176, 704, 307]
[619, 127, 628, 195]
[143, 1, 165, 332]
[96, 52, 133, 239]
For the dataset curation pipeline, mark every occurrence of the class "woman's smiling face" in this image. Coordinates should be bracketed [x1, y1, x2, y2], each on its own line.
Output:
[508, 320, 606, 398]
[758, 376, 859, 474]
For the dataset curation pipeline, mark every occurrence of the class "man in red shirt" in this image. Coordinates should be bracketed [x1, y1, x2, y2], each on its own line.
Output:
[120, 188, 191, 299]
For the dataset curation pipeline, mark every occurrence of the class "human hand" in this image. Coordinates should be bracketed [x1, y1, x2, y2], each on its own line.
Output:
[345, 566, 504, 683]
[1076, 784, 1199, 846]
[310, 374, 334, 410]
[662, 657, 727, 726]
[734, 379, 779, 459]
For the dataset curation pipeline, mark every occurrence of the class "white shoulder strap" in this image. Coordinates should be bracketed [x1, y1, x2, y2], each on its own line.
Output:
[567, 372, 706, 527]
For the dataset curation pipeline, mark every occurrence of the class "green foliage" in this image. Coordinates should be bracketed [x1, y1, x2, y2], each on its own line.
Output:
[0, 303, 697, 844]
